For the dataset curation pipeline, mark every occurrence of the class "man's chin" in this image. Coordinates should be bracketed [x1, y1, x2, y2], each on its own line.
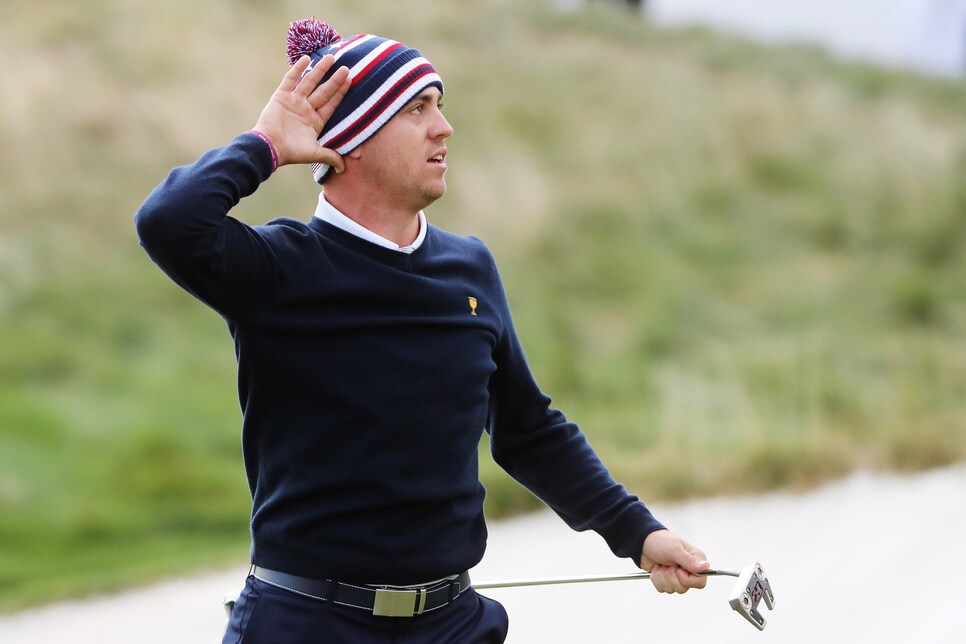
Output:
[419, 182, 446, 207]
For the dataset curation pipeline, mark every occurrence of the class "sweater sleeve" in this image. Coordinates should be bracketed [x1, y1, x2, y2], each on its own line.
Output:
[133, 133, 280, 315]
[485, 258, 666, 565]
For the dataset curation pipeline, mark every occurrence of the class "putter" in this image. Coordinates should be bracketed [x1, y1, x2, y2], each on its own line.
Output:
[474, 560, 775, 631]
[726, 561, 775, 630]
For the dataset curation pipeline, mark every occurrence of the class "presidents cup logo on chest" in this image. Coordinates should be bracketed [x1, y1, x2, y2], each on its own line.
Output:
[468, 296, 478, 316]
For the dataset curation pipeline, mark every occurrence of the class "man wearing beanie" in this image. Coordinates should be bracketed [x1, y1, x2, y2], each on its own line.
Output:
[135, 18, 709, 643]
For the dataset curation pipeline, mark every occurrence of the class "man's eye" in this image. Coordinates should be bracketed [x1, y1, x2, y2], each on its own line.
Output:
[411, 104, 424, 114]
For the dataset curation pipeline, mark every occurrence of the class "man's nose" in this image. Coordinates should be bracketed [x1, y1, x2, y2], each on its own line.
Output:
[434, 112, 454, 139]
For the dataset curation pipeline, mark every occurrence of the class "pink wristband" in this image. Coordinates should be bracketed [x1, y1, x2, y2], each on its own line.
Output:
[245, 130, 279, 172]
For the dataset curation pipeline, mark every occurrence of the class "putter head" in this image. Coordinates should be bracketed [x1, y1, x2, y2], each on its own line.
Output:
[727, 561, 775, 630]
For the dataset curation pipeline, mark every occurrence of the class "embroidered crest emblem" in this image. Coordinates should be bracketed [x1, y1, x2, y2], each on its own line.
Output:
[468, 296, 478, 316]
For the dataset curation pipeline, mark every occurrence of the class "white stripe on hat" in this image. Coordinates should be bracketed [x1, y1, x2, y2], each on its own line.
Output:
[343, 38, 401, 82]
[302, 34, 377, 78]
[332, 34, 377, 62]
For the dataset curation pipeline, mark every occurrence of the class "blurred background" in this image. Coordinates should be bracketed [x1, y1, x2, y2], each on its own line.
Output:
[1, 0, 964, 617]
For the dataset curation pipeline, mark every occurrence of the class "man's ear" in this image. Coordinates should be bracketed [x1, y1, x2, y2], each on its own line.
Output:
[347, 147, 363, 160]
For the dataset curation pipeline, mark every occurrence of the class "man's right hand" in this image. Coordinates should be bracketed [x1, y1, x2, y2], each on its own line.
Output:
[251, 54, 351, 170]
[640, 529, 710, 594]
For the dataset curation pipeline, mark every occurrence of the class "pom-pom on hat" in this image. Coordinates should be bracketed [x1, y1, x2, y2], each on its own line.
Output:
[286, 18, 444, 184]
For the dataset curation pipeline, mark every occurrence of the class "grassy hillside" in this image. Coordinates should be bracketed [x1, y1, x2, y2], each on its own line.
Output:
[1, 0, 965, 610]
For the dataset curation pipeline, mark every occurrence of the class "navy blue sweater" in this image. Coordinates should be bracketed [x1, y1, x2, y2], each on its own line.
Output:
[134, 133, 665, 584]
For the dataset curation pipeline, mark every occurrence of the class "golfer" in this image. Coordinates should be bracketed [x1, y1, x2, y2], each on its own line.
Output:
[135, 18, 710, 643]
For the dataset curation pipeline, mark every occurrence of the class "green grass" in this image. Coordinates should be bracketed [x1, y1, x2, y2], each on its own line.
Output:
[2, 0, 966, 612]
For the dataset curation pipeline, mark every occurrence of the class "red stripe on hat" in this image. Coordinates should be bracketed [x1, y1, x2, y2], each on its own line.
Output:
[350, 42, 405, 87]
[327, 65, 437, 150]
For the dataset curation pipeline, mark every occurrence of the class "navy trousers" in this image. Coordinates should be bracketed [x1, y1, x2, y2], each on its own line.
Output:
[222, 576, 509, 643]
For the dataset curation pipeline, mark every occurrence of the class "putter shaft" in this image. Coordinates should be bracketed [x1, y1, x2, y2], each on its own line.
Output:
[474, 569, 738, 590]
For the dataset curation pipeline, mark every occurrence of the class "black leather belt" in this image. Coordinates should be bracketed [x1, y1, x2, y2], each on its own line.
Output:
[252, 566, 472, 618]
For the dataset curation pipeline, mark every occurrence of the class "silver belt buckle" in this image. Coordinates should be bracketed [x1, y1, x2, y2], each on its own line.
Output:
[372, 587, 426, 617]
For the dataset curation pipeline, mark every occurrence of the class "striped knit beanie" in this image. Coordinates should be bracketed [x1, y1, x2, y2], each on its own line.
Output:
[286, 18, 444, 184]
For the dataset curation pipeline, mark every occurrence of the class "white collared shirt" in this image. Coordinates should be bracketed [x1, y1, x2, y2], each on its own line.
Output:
[313, 193, 426, 254]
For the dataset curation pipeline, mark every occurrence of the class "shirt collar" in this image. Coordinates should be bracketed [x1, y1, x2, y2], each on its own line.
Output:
[313, 193, 426, 254]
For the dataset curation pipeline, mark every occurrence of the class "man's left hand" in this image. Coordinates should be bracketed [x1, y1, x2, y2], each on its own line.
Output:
[640, 529, 710, 594]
